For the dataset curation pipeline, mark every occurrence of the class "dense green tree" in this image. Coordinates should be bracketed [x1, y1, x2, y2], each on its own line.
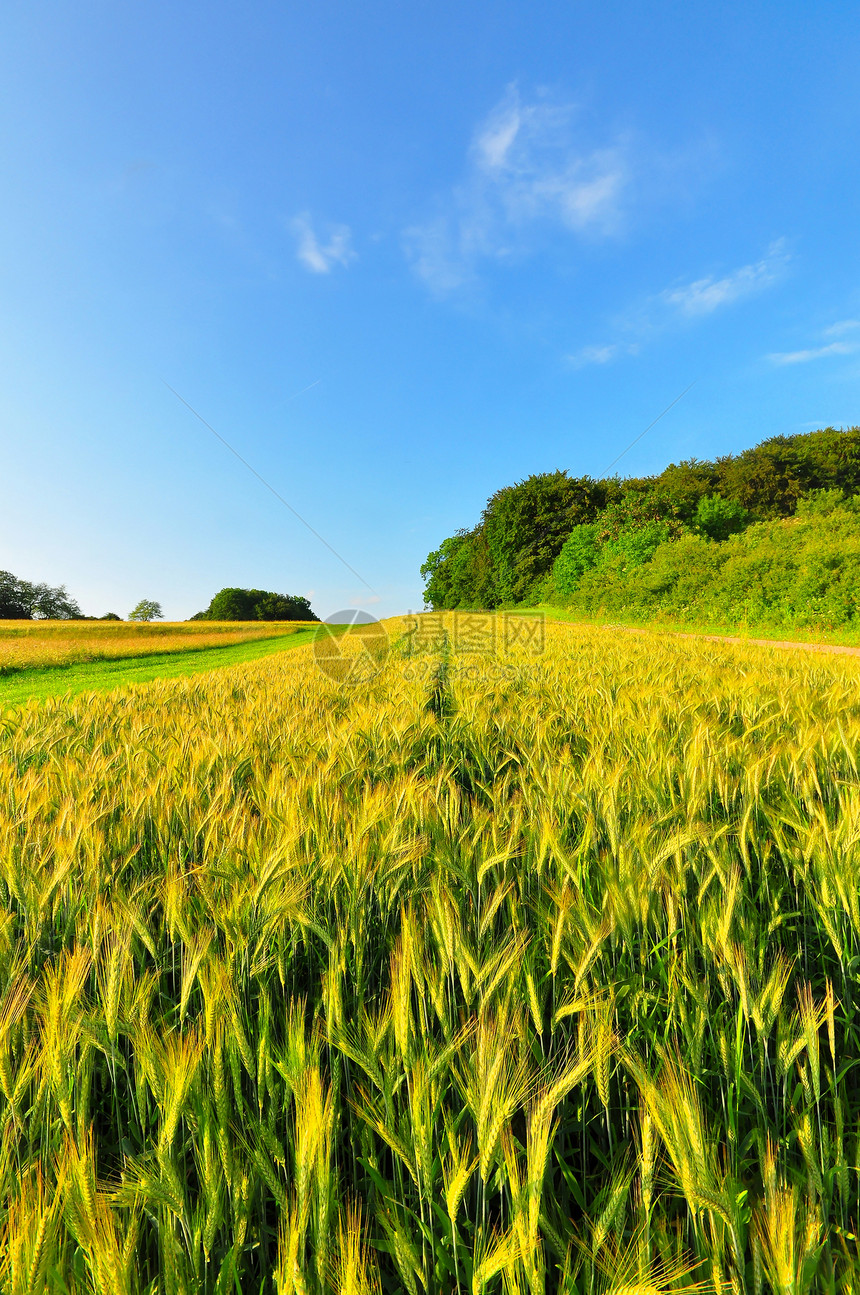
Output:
[0, 571, 28, 619]
[421, 530, 497, 608]
[0, 570, 83, 619]
[551, 509, 679, 602]
[253, 591, 317, 621]
[559, 501, 860, 629]
[200, 587, 319, 622]
[694, 494, 748, 540]
[595, 488, 686, 543]
[420, 535, 465, 609]
[421, 426, 860, 611]
[206, 588, 256, 620]
[602, 519, 675, 568]
[483, 472, 612, 604]
[551, 524, 602, 599]
[653, 459, 718, 521]
[40, 587, 83, 618]
[795, 487, 848, 517]
[712, 427, 860, 516]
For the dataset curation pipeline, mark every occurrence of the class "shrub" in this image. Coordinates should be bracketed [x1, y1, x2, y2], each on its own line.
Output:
[695, 493, 748, 540]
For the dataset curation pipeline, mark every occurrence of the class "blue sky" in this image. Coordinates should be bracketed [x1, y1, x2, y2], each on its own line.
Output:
[1, 1, 858, 620]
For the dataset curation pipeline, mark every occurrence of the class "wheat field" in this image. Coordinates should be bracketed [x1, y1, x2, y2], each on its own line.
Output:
[0, 615, 858, 1293]
[0, 621, 316, 674]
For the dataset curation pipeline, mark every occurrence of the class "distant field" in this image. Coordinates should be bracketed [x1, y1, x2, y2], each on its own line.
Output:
[0, 622, 322, 708]
[0, 619, 317, 674]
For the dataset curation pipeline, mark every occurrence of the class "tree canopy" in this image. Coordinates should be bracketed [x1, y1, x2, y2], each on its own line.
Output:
[193, 588, 319, 622]
[129, 600, 164, 623]
[421, 426, 860, 609]
[0, 570, 83, 619]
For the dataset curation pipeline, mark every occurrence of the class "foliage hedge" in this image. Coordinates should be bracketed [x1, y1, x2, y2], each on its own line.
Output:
[421, 426, 860, 629]
[549, 499, 860, 629]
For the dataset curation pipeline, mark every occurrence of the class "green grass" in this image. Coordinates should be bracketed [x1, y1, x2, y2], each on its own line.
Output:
[0, 626, 321, 709]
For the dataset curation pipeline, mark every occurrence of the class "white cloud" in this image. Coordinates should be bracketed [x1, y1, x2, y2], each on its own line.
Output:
[571, 344, 618, 367]
[404, 217, 474, 295]
[567, 342, 639, 368]
[765, 315, 860, 365]
[405, 86, 628, 295]
[660, 241, 788, 317]
[475, 96, 522, 170]
[291, 213, 355, 274]
[824, 319, 860, 337]
[768, 339, 860, 365]
[470, 90, 625, 232]
[567, 243, 786, 369]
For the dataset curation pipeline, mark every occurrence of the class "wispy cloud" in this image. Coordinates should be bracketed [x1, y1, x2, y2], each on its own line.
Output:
[405, 86, 629, 295]
[660, 241, 788, 316]
[766, 316, 860, 365]
[568, 342, 639, 369]
[768, 339, 860, 366]
[471, 90, 626, 230]
[291, 213, 355, 274]
[824, 319, 860, 337]
[568, 243, 788, 368]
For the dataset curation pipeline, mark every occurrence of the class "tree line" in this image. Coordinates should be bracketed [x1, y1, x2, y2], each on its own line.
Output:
[0, 571, 84, 619]
[421, 425, 860, 609]
[0, 572, 318, 622]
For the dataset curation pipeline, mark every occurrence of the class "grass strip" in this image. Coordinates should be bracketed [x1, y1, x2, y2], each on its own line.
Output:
[0, 627, 321, 708]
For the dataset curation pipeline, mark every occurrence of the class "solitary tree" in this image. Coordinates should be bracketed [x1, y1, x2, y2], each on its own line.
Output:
[128, 600, 164, 622]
